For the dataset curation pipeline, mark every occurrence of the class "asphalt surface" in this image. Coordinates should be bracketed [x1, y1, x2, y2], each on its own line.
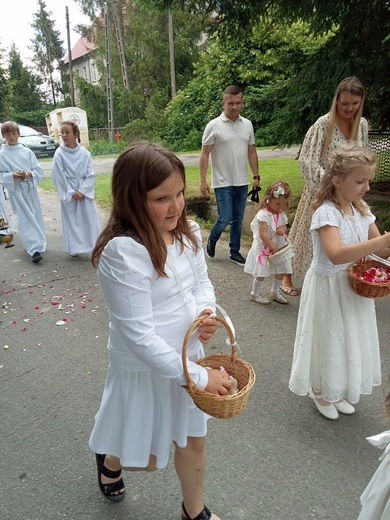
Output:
[1, 172, 390, 520]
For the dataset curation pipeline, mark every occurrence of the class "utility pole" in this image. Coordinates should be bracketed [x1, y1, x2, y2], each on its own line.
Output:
[104, 2, 115, 142]
[168, 10, 176, 98]
[65, 6, 75, 106]
[112, 0, 132, 119]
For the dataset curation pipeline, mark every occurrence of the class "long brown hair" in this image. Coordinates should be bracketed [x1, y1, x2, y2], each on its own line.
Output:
[92, 141, 198, 276]
[312, 143, 376, 216]
[323, 77, 365, 154]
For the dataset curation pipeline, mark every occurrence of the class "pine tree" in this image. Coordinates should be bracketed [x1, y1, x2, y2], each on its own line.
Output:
[30, 0, 65, 106]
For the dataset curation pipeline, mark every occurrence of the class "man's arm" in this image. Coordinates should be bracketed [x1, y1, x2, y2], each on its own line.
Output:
[199, 144, 213, 198]
[248, 144, 260, 188]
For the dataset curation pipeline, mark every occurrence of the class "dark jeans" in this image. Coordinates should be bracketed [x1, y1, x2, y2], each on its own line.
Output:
[209, 185, 248, 255]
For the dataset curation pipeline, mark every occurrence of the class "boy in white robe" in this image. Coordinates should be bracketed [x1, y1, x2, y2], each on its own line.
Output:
[0, 121, 46, 262]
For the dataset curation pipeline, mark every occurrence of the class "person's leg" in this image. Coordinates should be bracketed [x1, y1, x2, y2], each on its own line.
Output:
[209, 187, 233, 244]
[175, 437, 220, 519]
[229, 185, 248, 255]
[98, 454, 158, 497]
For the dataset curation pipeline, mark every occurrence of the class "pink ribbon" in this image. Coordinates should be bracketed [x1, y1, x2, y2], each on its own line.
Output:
[257, 246, 271, 266]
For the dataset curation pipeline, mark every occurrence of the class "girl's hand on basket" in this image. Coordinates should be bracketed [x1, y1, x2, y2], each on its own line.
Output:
[275, 225, 287, 236]
[205, 369, 232, 395]
[197, 310, 217, 345]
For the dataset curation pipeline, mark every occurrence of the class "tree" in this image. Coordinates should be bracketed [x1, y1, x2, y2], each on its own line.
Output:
[74, 0, 204, 127]
[30, 0, 65, 106]
[0, 46, 8, 120]
[161, 0, 390, 132]
[5, 45, 43, 117]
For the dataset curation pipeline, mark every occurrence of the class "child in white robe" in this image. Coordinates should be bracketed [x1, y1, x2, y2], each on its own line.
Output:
[0, 121, 46, 262]
[52, 121, 101, 256]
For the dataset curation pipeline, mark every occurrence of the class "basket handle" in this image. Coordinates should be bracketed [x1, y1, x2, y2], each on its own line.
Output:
[182, 315, 237, 390]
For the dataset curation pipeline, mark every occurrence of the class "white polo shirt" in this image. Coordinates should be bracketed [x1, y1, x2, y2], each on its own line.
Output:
[202, 112, 255, 189]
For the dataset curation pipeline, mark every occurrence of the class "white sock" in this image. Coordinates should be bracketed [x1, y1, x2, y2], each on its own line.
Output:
[252, 279, 262, 295]
[272, 278, 281, 293]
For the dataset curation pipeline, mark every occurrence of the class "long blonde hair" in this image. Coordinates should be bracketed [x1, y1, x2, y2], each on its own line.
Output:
[312, 143, 376, 216]
[323, 77, 365, 155]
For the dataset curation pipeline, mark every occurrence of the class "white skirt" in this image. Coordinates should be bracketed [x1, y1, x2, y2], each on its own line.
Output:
[358, 455, 390, 519]
[89, 348, 209, 469]
[289, 267, 381, 404]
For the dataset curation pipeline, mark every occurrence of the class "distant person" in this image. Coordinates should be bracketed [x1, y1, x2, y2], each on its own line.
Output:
[244, 181, 293, 305]
[289, 144, 390, 420]
[89, 141, 230, 520]
[281, 77, 368, 296]
[199, 85, 260, 266]
[357, 382, 390, 519]
[0, 121, 46, 262]
[52, 121, 101, 257]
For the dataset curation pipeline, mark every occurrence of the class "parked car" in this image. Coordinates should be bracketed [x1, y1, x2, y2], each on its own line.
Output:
[0, 124, 59, 157]
[18, 125, 59, 157]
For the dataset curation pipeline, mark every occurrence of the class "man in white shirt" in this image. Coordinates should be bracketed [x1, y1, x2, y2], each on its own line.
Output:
[199, 85, 260, 265]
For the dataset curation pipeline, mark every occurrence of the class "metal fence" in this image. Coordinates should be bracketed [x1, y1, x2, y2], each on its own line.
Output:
[368, 130, 390, 190]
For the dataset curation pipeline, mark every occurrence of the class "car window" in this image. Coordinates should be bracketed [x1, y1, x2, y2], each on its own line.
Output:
[19, 126, 40, 137]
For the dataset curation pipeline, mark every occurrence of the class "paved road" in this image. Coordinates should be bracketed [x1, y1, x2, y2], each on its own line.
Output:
[1, 188, 389, 520]
[41, 147, 301, 176]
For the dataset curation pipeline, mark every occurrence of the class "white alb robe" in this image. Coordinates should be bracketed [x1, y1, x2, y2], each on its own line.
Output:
[52, 143, 101, 254]
[0, 143, 46, 256]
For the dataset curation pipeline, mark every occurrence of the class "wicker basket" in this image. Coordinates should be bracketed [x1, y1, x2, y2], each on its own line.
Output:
[182, 315, 256, 419]
[267, 239, 294, 266]
[348, 258, 390, 299]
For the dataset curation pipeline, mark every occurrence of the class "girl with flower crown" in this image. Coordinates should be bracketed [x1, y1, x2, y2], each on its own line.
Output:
[244, 181, 293, 305]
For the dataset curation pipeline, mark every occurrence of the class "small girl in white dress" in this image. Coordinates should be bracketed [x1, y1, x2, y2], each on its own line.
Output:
[289, 143, 390, 420]
[244, 181, 293, 305]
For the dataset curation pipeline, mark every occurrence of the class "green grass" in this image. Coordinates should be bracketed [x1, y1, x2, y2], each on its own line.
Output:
[38, 156, 389, 233]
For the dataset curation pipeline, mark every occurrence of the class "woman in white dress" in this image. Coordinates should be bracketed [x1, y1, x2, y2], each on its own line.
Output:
[289, 144, 390, 420]
[89, 142, 231, 520]
[52, 121, 101, 256]
[281, 77, 368, 295]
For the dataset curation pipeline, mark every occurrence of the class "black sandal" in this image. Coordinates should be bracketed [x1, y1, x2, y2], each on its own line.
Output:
[95, 453, 125, 502]
[182, 502, 213, 520]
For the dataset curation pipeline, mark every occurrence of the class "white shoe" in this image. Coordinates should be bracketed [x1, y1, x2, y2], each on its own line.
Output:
[334, 400, 355, 415]
[250, 293, 271, 305]
[269, 290, 289, 304]
[308, 388, 339, 420]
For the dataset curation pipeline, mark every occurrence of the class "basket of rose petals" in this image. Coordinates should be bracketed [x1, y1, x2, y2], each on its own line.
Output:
[348, 259, 390, 298]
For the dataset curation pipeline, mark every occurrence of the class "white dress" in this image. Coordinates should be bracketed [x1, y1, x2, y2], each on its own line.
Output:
[289, 201, 381, 404]
[89, 223, 216, 469]
[244, 208, 292, 277]
[0, 143, 46, 256]
[52, 143, 101, 254]
[358, 431, 390, 520]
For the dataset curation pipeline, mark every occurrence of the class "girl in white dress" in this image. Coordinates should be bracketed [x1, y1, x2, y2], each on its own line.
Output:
[52, 121, 101, 256]
[282, 77, 368, 295]
[244, 181, 293, 305]
[289, 143, 390, 420]
[89, 142, 231, 520]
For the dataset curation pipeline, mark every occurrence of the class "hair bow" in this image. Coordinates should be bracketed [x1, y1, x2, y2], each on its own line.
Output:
[273, 186, 285, 198]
